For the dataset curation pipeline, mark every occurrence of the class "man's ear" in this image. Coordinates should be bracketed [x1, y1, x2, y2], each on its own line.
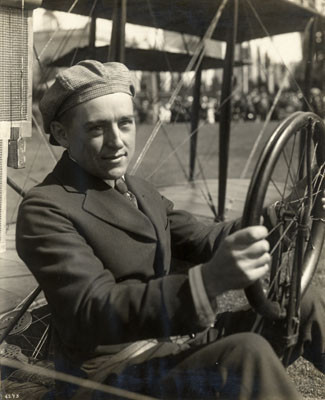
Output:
[50, 121, 69, 148]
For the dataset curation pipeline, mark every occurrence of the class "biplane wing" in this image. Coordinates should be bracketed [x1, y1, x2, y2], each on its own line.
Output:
[39, 0, 317, 42]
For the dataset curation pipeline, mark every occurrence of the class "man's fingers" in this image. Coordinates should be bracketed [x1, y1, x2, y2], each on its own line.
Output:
[230, 226, 269, 246]
[243, 239, 270, 257]
[237, 250, 271, 271]
[246, 263, 269, 284]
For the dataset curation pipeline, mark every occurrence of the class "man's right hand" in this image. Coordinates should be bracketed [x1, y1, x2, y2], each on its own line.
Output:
[201, 226, 271, 300]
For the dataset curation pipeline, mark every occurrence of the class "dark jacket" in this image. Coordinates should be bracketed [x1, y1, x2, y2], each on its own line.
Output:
[16, 151, 238, 362]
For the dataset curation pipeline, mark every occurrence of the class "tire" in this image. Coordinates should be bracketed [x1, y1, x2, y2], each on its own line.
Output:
[242, 112, 325, 320]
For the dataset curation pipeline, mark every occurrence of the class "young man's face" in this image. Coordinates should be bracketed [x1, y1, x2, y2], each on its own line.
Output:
[61, 93, 136, 181]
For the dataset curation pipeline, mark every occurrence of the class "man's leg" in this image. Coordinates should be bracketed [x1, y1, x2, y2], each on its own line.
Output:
[207, 287, 325, 373]
[93, 333, 300, 400]
[161, 332, 301, 400]
[289, 287, 325, 372]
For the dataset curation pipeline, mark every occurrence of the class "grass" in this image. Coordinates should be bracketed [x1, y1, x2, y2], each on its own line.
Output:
[6, 117, 325, 398]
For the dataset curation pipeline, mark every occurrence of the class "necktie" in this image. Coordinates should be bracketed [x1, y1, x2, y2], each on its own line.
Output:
[115, 178, 138, 208]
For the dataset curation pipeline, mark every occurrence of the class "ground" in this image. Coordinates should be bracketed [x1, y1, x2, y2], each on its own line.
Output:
[6, 117, 325, 398]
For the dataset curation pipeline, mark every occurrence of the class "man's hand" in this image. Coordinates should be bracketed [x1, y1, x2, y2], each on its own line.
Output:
[202, 226, 271, 300]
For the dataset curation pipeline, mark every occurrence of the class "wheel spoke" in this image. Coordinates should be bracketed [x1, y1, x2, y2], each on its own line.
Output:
[268, 239, 295, 296]
[311, 163, 325, 210]
[266, 220, 283, 238]
[270, 177, 285, 198]
[281, 132, 298, 197]
[243, 112, 325, 321]
[270, 218, 297, 256]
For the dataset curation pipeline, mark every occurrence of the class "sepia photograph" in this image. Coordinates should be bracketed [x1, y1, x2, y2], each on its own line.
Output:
[0, 0, 325, 399]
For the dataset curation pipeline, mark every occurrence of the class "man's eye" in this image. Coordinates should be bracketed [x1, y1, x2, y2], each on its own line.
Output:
[119, 118, 134, 128]
[89, 125, 104, 133]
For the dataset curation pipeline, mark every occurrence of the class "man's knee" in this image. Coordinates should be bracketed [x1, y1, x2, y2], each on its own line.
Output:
[301, 286, 325, 322]
[206, 332, 276, 367]
[229, 332, 274, 358]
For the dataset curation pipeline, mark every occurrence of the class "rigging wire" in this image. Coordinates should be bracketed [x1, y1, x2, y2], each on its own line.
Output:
[240, 70, 290, 179]
[8, 2, 91, 224]
[14, 7, 99, 222]
[160, 124, 189, 181]
[245, 0, 313, 112]
[33, 45, 49, 91]
[177, 34, 219, 217]
[32, 114, 58, 164]
[145, 83, 240, 184]
[69, 0, 99, 67]
[192, 85, 243, 181]
[146, 120, 208, 181]
[34, 27, 76, 91]
[130, 0, 230, 175]
[37, 0, 81, 60]
[145, 0, 177, 73]
[132, 1, 224, 217]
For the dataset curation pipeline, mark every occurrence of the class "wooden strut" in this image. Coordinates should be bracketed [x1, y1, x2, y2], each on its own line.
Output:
[218, 0, 238, 220]
[7, 176, 26, 198]
[299, 17, 317, 182]
[109, 0, 127, 63]
[89, 16, 97, 59]
[189, 60, 203, 181]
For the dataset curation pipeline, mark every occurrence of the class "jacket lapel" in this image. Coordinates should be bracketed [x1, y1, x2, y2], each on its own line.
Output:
[126, 174, 170, 276]
[83, 186, 157, 240]
[52, 152, 157, 241]
[126, 175, 166, 233]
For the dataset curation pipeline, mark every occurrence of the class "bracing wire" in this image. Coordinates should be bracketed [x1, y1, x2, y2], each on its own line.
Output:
[37, 0, 81, 60]
[32, 114, 57, 164]
[23, 3, 99, 208]
[240, 70, 290, 179]
[130, 0, 230, 175]
[69, 0, 99, 66]
[175, 34, 220, 216]
[145, 0, 175, 73]
[9, 2, 91, 223]
[245, 0, 313, 112]
[146, 84, 241, 182]
[160, 124, 189, 181]
[0, 357, 158, 400]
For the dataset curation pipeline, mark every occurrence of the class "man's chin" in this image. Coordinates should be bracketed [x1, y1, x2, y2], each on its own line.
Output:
[102, 167, 127, 181]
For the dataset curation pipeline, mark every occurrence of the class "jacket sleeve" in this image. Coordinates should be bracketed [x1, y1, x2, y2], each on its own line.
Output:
[164, 196, 241, 264]
[16, 190, 222, 354]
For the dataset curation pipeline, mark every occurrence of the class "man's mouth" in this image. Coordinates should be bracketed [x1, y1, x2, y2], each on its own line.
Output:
[102, 153, 126, 162]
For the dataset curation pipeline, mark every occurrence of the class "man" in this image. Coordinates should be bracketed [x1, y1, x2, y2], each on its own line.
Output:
[16, 61, 325, 399]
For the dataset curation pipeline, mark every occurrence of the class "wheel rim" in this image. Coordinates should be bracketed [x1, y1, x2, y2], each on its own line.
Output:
[242, 111, 325, 320]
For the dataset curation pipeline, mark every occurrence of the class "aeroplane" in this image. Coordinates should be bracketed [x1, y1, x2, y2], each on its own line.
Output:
[0, 1, 324, 398]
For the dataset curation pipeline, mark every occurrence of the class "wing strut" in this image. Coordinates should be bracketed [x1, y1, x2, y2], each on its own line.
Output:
[109, 0, 127, 63]
[218, 0, 238, 220]
[189, 60, 203, 181]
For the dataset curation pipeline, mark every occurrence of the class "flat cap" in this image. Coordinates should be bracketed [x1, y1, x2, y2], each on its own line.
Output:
[39, 60, 135, 144]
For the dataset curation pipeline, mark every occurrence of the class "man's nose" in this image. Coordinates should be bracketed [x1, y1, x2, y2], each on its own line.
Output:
[105, 126, 124, 148]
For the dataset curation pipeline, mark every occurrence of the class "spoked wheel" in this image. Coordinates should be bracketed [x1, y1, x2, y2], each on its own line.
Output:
[242, 111, 325, 321]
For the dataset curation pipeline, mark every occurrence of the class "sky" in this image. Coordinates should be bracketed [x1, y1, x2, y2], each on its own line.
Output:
[32, 8, 303, 65]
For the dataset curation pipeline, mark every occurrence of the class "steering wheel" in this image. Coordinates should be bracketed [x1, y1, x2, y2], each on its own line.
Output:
[242, 111, 325, 321]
